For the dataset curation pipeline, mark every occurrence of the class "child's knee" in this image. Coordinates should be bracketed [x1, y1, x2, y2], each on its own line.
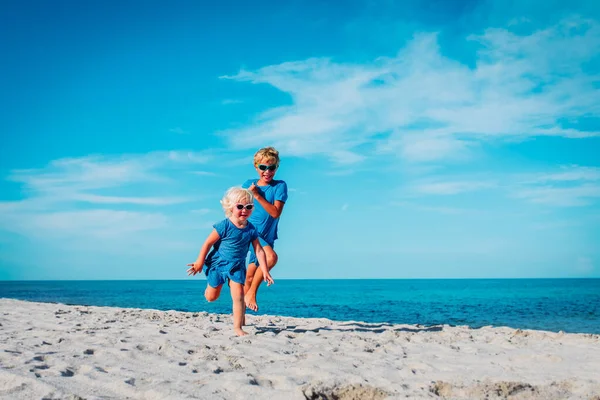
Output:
[266, 252, 278, 267]
[205, 293, 218, 302]
[204, 288, 220, 302]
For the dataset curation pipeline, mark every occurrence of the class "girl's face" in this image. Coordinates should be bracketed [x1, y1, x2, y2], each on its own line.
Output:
[231, 201, 253, 221]
[255, 157, 278, 183]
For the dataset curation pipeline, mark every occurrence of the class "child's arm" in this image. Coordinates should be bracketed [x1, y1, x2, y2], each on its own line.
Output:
[252, 238, 274, 286]
[187, 229, 220, 276]
[248, 183, 285, 219]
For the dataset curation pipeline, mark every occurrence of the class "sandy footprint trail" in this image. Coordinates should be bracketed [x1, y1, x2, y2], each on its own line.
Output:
[1, 299, 599, 399]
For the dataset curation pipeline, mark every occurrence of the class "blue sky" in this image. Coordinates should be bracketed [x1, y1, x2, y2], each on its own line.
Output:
[1, 0, 599, 280]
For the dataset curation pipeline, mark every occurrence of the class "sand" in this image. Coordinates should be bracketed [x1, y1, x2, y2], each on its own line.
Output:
[0, 299, 599, 399]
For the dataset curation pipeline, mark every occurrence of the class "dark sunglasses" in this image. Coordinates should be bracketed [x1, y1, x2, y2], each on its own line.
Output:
[236, 203, 254, 210]
[258, 164, 277, 171]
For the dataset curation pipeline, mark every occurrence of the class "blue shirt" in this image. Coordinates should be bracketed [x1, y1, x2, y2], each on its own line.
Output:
[242, 179, 288, 245]
[209, 219, 259, 263]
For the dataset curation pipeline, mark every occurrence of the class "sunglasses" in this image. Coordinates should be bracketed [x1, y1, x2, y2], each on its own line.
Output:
[235, 203, 254, 210]
[257, 164, 277, 172]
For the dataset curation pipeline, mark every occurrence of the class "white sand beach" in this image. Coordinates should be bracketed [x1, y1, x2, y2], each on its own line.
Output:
[0, 299, 599, 399]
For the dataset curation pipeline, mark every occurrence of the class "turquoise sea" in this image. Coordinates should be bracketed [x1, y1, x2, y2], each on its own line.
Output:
[1, 279, 599, 334]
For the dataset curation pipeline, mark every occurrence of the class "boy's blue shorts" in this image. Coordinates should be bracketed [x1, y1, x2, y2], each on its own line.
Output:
[205, 260, 246, 288]
[248, 237, 274, 267]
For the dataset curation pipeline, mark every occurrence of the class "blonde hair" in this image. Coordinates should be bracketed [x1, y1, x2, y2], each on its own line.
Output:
[220, 187, 254, 217]
[253, 146, 280, 167]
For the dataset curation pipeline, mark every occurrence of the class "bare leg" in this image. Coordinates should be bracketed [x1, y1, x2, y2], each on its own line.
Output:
[244, 246, 277, 312]
[244, 262, 258, 294]
[230, 281, 248, 336]
[242, 263, 258, 325]
[204, 285, 223, 302]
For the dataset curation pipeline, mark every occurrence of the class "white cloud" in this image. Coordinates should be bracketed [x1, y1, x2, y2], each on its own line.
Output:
[395, 165, 600, 208]
[191, 208, 212, 215]
[514, 165, 600, 206]
[526, 166, 600, 183]
[0, 209, 168, 239]
[169, 127, 190, 135]
[413, 180, 496, 195]
[190, 171, 218, 176]
[7, 151, 213, 198]
[0, 151, 220, 241]
[8, 151, 214, 195]
[514, 184, 600, 206]
[390, 201, 471, 215]
[165, 150, 214, 164]
[71, 194, 192, 206]
[221, 18, 599, 164]
[221, 99, 243, 105]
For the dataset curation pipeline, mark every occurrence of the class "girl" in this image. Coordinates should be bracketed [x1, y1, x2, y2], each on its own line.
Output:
[187, 187, 274, 336]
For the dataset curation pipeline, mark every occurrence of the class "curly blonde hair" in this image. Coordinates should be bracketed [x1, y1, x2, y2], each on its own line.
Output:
[220, 187, 254, 217]
[253, 146, 280, 167]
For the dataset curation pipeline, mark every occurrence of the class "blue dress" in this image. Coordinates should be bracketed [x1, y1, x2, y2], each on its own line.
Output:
[204, 219, 258, 287]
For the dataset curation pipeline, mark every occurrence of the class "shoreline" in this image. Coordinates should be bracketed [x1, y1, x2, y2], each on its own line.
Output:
[1, 299, 599, 399]
[2, 279, 598, 335]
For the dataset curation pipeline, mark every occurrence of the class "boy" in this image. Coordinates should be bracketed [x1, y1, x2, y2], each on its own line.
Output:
[242, 147, 288, 312]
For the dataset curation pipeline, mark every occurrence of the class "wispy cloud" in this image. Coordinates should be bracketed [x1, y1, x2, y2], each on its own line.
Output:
[0, 209, 168, 239]
[514, 184, 600, 206]
[221, 99, 243, 105]
[8, 151, 214, 193]
[71, 194, 192, 206]
[0, 151, 218, 240]
[514, 165, 600, 207]
[169, 127, 190, 135]
[390, 201, 471, 215]
[8, 151, 214, 195]
[191, 208, 212, 215]
[413, 180, 496, 195]
[524, 166, 600, 183]
[190, 171, 218, 177]
[398, 165, 600, 207]
[222, 18, 599, 164]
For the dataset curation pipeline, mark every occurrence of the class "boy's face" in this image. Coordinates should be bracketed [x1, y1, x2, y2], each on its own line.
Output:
[255, 157, 278, 183]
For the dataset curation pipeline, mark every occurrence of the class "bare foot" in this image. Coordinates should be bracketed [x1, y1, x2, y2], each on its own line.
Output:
[245, 293, 258, 312]
[234, 328, 249, 336]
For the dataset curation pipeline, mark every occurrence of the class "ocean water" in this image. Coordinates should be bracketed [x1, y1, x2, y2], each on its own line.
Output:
[1, 279, 599, 334]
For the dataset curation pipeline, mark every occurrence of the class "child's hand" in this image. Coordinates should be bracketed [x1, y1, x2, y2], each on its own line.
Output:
[186, 261, 203, 276]
[263, 272, 274, 286]
[248, 183, 259, 197]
